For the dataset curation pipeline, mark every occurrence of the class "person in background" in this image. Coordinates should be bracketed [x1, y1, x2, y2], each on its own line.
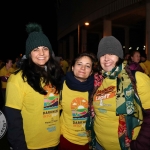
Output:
[127, 50, 145, 73]
[58, 52, 96, 150]
[60, 56, 69, 74]
[4, 23, 62, 150]
[140, 51, 150, 77]
[0, 58, 15, 107]
[93, 36, 150, 150]
[13, 57, 20, 70]
[123, 52, 130, 66]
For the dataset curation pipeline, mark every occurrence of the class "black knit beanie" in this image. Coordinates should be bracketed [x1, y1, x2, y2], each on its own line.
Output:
[97, 36, 123, 60]
[25, 23, 52, 58]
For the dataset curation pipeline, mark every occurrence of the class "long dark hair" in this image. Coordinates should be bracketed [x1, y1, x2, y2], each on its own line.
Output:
[14, 54, 62, 95]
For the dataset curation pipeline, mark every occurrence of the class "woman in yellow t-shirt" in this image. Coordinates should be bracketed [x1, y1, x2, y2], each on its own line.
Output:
[93, 36, 150, 150]
[5, 23, 63, 150]
[58, 52, 96, 150]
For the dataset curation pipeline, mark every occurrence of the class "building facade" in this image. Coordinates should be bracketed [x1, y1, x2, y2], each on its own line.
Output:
[56, 0, 150, 60]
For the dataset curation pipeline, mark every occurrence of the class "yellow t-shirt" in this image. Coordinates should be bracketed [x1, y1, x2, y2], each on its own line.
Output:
[0, 66, 15, 89]
[60, 60, 69, 74]
[140, 62, 150, 76]
[93, 71, 150, 150]
[5, 71, 60, 149]
[60, 82, 89, 145]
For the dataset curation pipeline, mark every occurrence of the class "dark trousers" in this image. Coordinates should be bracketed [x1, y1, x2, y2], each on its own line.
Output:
[58, 135, 89, 150]
[0, 89, 6, 110]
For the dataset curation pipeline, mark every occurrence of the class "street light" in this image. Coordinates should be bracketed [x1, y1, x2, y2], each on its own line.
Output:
[78, 22, 89, 54]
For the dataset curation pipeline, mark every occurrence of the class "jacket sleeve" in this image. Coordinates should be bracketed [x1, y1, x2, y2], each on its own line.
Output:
[130, 109, 150, 150]
[0, 76, 8, 82]
[4, 106, 28, 150]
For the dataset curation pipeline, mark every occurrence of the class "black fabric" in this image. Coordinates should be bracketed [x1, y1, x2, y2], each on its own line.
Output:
[4, 107, 28, 150]
[64, 71, 94, 93]
[130, 109, 150, 150]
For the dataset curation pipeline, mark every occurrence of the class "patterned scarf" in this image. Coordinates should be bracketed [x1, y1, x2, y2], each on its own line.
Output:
[102, 63, 143, 150]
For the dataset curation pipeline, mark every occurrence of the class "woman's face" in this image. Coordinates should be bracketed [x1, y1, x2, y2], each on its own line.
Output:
[131, 52, 140, 63]
[30, 46, 50, 66]
[72, 56, 93, 82]
[100, 54, 119, 72]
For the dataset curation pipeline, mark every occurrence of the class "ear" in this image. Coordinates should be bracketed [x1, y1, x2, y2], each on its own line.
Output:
[90, 70, 93, 76]
[72, 66, 74, 72]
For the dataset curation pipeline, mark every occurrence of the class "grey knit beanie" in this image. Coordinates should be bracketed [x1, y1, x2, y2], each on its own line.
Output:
[97, 36, 123, 59]
[25, 23, 52, 58]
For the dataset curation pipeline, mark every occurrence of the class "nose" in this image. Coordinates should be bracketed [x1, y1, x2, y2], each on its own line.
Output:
[81, 65, 85, 70]
[39, 49, 44, 55]
[104, 54, 109, 61]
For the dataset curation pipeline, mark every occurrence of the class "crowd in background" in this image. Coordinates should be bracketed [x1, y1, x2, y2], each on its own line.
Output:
[0, 25, 150, 150]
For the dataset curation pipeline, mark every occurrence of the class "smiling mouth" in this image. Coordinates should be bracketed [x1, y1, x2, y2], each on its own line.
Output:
[38, 58, 45, 60]
[79, 72, 85, 74]
[104, 63, 111, 67]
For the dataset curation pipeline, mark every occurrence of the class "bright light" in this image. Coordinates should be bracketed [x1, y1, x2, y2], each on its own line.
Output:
[123, 46, 125, 48]
[129, 47, 132, 50]
[136, 47, 139, 50]
[85, 22, 89, 26]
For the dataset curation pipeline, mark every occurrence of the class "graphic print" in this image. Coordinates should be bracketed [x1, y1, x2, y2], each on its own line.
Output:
[43, 85, 59, 110]
[71, 97, 88, 118]
[95, 85, 116, 106]
[43, 85, 59, 131]
[71, 97, 88, 131]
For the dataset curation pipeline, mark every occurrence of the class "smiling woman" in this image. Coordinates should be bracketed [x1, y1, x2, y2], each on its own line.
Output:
[58, 51, 96, 150]
[4, 23, 63, 150]
[31, 46, 50, 67]
[92, 36, 150, 150]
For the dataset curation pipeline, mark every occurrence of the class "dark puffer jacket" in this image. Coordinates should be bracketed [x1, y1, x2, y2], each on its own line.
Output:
[130, 109, 150, 150]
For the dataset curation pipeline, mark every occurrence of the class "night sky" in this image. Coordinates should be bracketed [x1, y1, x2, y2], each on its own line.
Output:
[2, 1, 57, 61]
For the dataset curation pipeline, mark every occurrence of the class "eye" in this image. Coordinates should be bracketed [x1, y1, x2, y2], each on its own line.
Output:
[86, 65, 91, 68]
[77, 63, 81, 66]
[43, 47, 49, 50]
[33, 48, 38, 51]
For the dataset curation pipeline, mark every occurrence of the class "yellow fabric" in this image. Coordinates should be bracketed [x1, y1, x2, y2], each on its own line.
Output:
[0, 66, 15, 89]
[136, 72, 150, 109]
[140, 62, 150, 76]
[143, 60, 150, 74]
[5, 71, 60, 149]
[93, 72, 150, 150]
[60, 82, 89, 145]
[60, 60, 69, 74]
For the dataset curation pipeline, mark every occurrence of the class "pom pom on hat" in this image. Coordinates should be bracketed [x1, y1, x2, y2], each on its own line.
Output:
[25, 23, 52, 58]
[97, 36, 123, 59]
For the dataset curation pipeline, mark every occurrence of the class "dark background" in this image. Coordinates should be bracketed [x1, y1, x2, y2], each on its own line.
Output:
[1, 1, 57, 61]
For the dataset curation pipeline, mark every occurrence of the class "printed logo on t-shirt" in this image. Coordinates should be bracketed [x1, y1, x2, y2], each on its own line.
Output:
[43, 85, 59, 110]
[43, 85, 59, 119]
[71, 97, 88, 133]
[95, 85, 116, 106]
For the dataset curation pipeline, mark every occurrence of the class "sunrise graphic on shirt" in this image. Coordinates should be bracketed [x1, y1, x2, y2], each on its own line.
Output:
[71, 97, 88, 117]
[43, 85, 59, 110]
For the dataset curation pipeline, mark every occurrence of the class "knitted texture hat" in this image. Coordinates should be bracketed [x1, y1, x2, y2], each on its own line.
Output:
[25, 23, 52, 58]
[97, 36, 123, 59]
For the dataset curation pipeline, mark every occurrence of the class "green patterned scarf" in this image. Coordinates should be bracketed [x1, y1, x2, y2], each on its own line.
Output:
[102, 63, 143, 150]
